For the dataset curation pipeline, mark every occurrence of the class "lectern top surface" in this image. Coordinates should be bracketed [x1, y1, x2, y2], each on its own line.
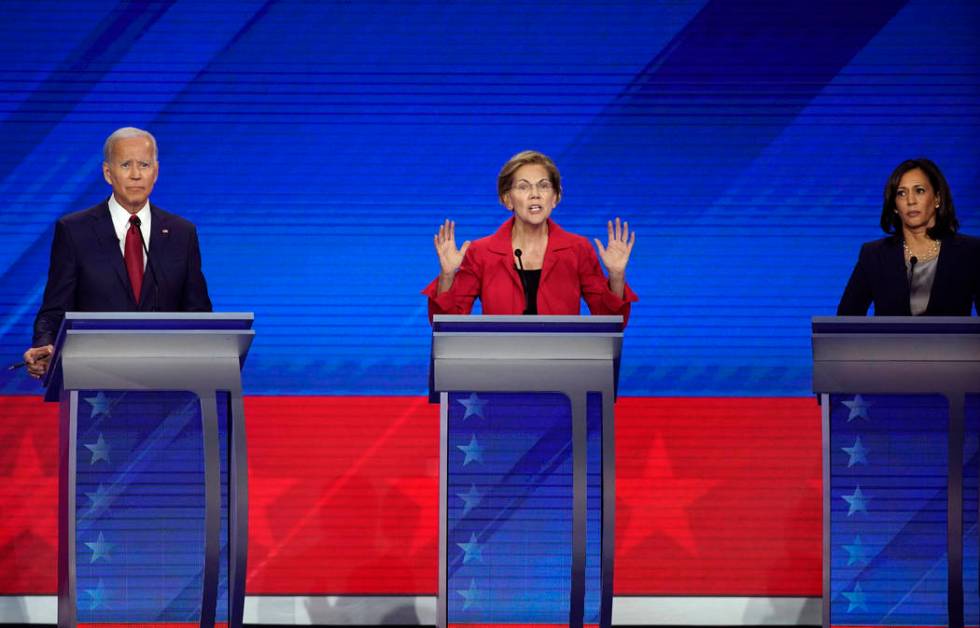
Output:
[43, 313, 256, 398]
[63, 312, 254, 331]
[65, 311, 254, 321]
[433, 314, 623, 334]
[812, 315, 979, 335]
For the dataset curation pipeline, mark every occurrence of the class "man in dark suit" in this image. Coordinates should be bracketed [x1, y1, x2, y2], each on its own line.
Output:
[23, 127, 212, 378]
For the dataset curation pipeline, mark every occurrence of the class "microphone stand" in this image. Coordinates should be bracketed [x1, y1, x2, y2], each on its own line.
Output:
[514, 248, 530, 315]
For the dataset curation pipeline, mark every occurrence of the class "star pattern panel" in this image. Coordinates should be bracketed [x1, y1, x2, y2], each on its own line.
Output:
[0, 395, 821, 597]
[828, 394, 950, 627]
[70, 390, 230, 623]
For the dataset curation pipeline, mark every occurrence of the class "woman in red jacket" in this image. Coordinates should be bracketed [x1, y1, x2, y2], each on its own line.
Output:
[423, 150, 638, 322]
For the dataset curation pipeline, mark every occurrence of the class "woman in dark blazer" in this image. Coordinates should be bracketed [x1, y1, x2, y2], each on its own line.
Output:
[837, 158, 980, 316]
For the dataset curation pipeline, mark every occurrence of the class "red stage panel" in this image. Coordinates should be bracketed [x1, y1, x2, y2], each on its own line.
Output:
[448, 625, 594, 627]
[244, 396, 439, 593]
[0, 396, 57, 594]
[0, 395, 821, 597]
[613, 397, 821, 595]
[78, 624, 228, 628]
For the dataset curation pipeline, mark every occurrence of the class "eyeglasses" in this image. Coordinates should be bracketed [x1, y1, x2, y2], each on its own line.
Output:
[510, 180, 555, 195]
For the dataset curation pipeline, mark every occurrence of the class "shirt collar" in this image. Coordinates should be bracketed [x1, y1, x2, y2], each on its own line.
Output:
[108, 194, 150, 231]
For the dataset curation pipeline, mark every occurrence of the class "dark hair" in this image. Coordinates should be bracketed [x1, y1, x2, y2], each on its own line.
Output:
[880, 158, 958, 239]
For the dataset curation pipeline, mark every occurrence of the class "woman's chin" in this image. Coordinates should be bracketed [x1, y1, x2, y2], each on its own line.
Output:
[516, 213, 549, 226]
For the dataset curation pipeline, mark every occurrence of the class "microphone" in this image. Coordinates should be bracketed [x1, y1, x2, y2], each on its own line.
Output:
[131, 216, 161, 311]
[514, 249, 530, 314]
[908, 255, 918, 292]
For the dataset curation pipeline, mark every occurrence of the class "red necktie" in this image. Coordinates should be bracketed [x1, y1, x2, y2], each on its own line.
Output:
[125, 215, 144, 303]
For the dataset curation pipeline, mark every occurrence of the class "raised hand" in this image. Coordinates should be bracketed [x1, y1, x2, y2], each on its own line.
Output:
[434, 219, 471, 292]
[594, 217, 635, 277]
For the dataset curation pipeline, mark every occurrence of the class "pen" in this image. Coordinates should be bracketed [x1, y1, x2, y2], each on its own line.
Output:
[8, 352, 52, 370]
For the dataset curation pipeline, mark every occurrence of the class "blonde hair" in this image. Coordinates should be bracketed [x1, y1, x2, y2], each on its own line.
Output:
[497, 150, 562, 204]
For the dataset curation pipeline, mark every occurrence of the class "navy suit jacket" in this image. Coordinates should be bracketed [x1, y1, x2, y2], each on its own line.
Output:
[32, 200, 212, 346]
[837, 233, 980, 316]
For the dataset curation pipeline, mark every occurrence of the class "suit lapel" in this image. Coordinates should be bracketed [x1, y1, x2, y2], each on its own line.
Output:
[926, 235, 955, 314]
[89, 201, 135, 304]
[541, 220, 571, 285]
[141, 206, 170, 308]
[883, 238, 912, 315]
[488, 218, 525, 296]
[489, 217, 574, 306]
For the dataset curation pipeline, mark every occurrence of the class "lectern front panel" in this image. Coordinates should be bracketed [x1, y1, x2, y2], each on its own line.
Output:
[443, 390, 603, 625]
[69, 389, 229, 624]
[827, 393, 949, 627]
[964, 395, 979, 626]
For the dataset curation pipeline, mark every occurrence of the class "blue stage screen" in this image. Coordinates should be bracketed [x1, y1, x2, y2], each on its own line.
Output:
[0, 0, 977, 398]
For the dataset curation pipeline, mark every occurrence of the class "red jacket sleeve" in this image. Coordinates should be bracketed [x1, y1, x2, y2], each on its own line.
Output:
[577, 239, 638, 325]
[421, 247, 483, 322]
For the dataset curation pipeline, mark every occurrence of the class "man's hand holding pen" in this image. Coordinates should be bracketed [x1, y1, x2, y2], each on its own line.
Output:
[20, 345, 54, 379]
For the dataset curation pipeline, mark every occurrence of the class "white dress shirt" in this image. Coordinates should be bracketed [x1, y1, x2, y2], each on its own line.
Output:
[107, 195, 150, 269]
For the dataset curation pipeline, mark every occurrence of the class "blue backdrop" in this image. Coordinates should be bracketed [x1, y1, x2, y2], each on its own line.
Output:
[0, 0, 977, 396]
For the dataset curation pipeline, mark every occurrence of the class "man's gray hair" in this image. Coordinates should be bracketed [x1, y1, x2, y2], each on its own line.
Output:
[103, 127, 158, 163]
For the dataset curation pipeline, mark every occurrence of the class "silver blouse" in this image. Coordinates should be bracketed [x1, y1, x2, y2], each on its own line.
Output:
[905, 255, 937, 316]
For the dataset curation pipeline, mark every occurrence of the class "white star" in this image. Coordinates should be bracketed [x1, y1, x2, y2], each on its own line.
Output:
[457, 533, 484, 564]
[843, 485, 869, 516]
[842, 582, 868, 612]
[843, 535, 871, 566]
[457, 578, 480, 610]
[457, 484, 482, 516]
[85, 531, 114, 563]
[842, 436, 869, 467]
[457, 393, 488, 420]
[457, 435, 484, 466]
[84, 433, 111, 464]
[842, 395, 872, 422]
[84, 484, 112, 515]
[85, 579, 108, 610]
[84, 392, 112, 419]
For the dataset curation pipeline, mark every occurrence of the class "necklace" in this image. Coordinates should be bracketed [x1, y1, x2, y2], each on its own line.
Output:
[903, 238, 940, 262]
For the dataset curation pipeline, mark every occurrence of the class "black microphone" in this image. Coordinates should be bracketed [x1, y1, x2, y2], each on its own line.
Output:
[514, 248, 530, 314]
[908, 255, 918, 292]
[131, 216, 161, 311]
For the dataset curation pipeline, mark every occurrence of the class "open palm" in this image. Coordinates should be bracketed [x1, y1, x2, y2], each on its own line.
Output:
[434, 219, 471, 275]
[594, 217, 635, 275]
